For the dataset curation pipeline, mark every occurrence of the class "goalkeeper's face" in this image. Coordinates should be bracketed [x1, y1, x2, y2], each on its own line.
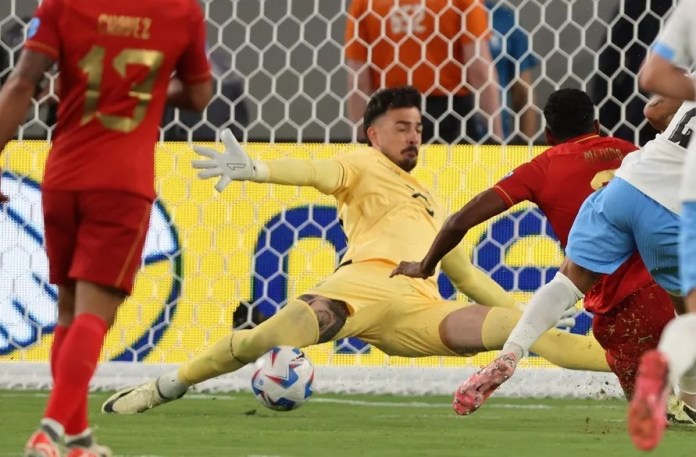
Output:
[369, 107, 422, 173]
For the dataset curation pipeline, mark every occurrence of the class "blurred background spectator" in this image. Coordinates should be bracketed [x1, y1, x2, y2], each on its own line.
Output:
[0, 15, 56, 139]
[1, 1, 678, 146]
[486, 1, 540, 144]
[589, 0, 675, 146]
[344, 0, 503, 144]
[161, 44, 249, 141]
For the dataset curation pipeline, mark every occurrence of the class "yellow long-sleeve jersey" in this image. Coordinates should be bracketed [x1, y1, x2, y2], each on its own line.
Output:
[258, 146, 514, 308]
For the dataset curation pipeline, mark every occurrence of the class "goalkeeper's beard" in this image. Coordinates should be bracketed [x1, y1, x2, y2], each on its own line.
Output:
[399, 146, 418, 172]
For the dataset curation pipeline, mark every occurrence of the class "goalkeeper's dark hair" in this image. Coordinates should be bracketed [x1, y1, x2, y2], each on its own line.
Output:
[363, 86, 421, 145]
[543, 88, 596, 141]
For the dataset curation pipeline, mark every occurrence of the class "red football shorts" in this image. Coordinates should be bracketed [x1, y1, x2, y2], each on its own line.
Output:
[42, 189, 152, 295]
[592, 282, 675, 398]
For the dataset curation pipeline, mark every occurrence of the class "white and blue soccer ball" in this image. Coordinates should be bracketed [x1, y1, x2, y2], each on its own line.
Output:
[251, 346, 314, 411]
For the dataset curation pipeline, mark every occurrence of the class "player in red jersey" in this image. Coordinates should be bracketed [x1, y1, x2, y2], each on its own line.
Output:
[0, 1, 212, 455]
[392, 88, 676, 402]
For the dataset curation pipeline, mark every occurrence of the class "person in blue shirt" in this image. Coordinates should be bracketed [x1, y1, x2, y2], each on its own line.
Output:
[486, 1, 540, 143]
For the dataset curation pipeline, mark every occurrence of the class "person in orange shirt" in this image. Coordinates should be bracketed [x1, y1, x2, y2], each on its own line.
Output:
[345, 0, 503, 144]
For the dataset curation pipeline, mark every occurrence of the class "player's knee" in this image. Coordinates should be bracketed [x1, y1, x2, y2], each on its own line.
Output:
[558, 260, 598, 294]
[299, 294, 349, 343]
[439, 306, 488, 355]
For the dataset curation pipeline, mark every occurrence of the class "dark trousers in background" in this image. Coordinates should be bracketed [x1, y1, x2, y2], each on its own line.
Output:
[422, 95, 483, 144]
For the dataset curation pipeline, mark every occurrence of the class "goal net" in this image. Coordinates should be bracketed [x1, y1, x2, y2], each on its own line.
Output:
[0, 0, 671, 397]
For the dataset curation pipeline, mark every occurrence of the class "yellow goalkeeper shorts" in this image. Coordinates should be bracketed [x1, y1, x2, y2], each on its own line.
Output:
[304, 259, 469, 357]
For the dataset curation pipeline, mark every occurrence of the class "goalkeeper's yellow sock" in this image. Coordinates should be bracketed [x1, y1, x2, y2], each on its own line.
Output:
[175, 298, 320, 387]
[481, 307, 610, 372]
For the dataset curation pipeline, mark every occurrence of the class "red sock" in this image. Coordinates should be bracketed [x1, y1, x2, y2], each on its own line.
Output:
[44, 314, 108, 427]
[49, 325, 88, 434]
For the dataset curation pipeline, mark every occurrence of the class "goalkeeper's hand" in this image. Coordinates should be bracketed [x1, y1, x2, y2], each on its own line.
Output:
[556, 303, 578, 329]
[191, 128, 257, 192]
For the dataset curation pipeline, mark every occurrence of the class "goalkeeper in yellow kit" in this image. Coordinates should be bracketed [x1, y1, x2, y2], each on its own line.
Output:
[103, 86, 608, 414]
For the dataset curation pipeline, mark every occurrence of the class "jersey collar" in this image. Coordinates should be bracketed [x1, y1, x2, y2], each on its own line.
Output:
[571, 133, 600, 143]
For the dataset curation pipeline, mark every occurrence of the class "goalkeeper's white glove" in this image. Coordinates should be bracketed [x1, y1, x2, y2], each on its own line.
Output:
[191, 128, 259, 192]
[557, 303, 578, 329]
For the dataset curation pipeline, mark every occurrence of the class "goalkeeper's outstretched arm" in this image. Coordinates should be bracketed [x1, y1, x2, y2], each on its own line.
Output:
[252, 157, 343, 195]
[191, 128, 344, 194]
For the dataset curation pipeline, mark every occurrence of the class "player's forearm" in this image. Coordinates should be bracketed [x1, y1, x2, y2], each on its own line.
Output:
[0, 77, 35, 153]
[253, 158, 343, 195]
[512, 77, 538, 140]
[167, 78, 213, 112]
[346, 59, 371, 140]
[639, 54, 696, 101]
[421, 189, 509, 274]
[469, 72, 503, 140]
[519, 107, 537, 140]
[465, 43, 503, 140]
[347, 94, 368, 139]
[478, 84, 503, 140]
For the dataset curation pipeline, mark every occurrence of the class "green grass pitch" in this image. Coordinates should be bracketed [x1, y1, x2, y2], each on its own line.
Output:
[0, 390, 693, 457]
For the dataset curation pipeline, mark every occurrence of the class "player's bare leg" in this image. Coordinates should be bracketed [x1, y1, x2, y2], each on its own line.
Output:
[438, 299, 607, 416]
[453, 260, 594, 415]
[102, 295, 347, 414]
[439, 308, 516, 416]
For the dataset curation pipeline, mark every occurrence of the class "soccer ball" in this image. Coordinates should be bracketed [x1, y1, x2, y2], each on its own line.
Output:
[251, 346, 315, 411]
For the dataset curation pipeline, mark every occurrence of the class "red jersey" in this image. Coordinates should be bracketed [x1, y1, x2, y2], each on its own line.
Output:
[24, 0, 211, 200]
[493, 134, 658, 314]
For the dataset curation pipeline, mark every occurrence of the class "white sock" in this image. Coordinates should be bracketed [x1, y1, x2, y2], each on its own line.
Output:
[503, 272, 584, 360]
[659, 314, 696, 386]
[156, 369, 189, 399]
